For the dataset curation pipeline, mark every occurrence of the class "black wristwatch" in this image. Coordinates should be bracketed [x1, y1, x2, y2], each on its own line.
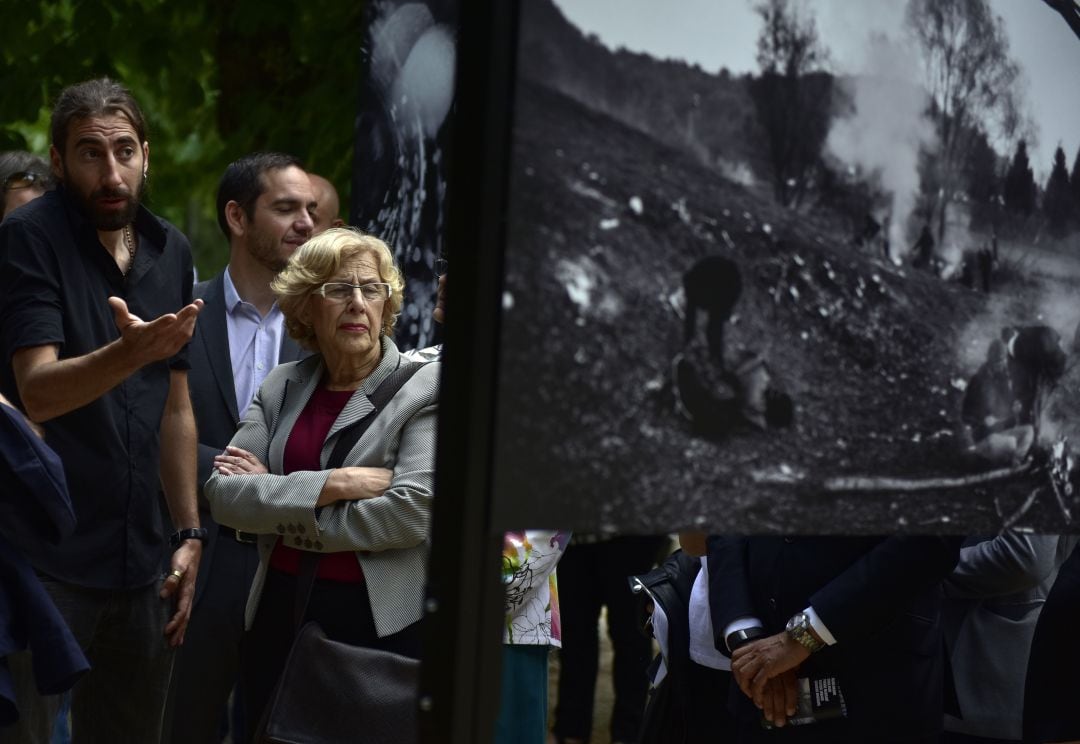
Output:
[169, 527, 208, 549]
[726, 626, 766, 652]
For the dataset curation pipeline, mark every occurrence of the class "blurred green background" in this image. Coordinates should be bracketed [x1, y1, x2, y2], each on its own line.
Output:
[0, 0, 365, 279]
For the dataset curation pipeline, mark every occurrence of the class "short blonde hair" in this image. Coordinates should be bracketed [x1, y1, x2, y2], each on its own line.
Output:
[271, 227, 404, 351]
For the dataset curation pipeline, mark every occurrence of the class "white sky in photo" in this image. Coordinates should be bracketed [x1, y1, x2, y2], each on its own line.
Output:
[552, 0, 1080, 180]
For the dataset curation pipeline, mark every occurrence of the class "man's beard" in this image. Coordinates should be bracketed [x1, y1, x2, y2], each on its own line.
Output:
[72, 172, 147, 231]
[248, 231, 289, 273]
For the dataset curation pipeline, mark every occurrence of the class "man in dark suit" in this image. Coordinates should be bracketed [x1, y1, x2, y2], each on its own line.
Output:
[708, 535, 961, 742]
[163, 152, 315, 743]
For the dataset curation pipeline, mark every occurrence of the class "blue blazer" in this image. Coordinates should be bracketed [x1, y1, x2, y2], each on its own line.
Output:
[0, 402, 89, 724]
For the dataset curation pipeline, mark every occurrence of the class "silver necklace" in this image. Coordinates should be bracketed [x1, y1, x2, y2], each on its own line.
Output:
[123, 225, 137, 275]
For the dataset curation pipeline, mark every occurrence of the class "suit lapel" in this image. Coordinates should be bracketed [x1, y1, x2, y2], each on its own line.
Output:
[323, 337, 398, 444]
[197, 275, 240, 423]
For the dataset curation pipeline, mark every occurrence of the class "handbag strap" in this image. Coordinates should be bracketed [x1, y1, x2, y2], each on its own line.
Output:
[326, 361, 426, 470]
[292, 359, 427, 628]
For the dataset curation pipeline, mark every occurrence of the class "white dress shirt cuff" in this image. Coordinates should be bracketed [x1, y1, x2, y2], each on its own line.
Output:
[803, 605, 837, 646]
[722, 616, 764, 653]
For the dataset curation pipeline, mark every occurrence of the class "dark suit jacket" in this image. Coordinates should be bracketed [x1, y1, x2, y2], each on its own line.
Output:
[1024, 539, 1080, 743]
[708, 535, 961, 740]
[187, 273, 304, 606]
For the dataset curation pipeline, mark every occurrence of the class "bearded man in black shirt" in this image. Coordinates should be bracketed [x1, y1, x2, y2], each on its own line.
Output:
[0, 78, 203, 744]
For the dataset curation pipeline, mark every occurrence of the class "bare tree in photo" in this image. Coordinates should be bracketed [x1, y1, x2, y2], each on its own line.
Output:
[747, 0, 832, 208]
[905, 0, 1024, 243]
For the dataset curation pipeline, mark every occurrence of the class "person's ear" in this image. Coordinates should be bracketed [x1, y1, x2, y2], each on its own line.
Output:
[224, 201, 247, 238]
[49, 145, 64, 181]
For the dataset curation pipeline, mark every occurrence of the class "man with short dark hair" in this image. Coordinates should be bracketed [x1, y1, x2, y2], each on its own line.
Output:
[163, 152, 314, 744]
[0, 77, 203, 744]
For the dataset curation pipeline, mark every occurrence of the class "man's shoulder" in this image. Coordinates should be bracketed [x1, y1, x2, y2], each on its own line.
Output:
[193, 272, 225, 301]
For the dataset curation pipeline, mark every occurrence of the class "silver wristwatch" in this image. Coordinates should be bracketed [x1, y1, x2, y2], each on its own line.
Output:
[785, 611, 824, 653]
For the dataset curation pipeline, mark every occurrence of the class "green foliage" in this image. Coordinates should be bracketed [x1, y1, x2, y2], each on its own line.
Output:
[0, 0, 365, 278]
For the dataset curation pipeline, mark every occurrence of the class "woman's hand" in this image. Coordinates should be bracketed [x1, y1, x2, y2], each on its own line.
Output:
[214, 446, 269, 476]
[317, 467, 393, 506]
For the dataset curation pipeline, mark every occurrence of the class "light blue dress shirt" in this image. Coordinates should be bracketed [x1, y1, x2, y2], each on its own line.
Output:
[223, 267, 286, 417]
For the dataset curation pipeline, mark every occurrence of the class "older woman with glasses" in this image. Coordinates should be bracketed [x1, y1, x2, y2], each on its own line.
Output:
[204, 227, 439, 740]
[0, 151, 54, 221]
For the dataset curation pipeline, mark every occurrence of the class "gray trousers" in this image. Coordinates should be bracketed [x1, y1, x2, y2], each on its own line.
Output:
[0, 574, 175, 744]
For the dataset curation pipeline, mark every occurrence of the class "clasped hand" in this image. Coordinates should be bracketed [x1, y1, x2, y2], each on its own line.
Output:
[214, 445, 269, 475]
[730, 632, 811, 728]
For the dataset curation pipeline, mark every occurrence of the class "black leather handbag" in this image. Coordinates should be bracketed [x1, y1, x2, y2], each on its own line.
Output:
[259, 621, 420, 744]
[255, 361, 425, 744]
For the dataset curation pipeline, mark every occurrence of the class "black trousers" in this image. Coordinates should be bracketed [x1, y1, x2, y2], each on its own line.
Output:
[552, 536, 667, 743]
[239, 568, 422, 744]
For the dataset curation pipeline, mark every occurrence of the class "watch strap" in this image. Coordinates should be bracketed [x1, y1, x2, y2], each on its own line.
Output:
[169, 527, 208, 548]
[726, 626, 766, 652]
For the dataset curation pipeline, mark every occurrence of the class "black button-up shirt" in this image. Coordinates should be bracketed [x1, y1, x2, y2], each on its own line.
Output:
[0, 186, 194, 589]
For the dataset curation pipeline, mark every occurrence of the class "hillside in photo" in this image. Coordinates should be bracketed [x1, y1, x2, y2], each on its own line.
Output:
[491, 2, 1080, 533]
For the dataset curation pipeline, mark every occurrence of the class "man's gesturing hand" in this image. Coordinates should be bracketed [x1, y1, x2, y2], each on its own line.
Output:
[109, 296, 203, 366]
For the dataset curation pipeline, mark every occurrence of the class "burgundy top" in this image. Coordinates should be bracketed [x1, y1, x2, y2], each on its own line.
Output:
[269, 383, 365, 583]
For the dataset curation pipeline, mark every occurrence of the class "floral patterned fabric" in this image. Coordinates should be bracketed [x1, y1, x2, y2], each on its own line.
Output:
[502, 530, 570, 646]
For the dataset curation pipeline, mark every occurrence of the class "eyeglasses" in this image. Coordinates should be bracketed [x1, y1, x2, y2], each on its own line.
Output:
[316, 282, 392, 304]
[2, 171, 47, 192]
[434, 258, 448, 277]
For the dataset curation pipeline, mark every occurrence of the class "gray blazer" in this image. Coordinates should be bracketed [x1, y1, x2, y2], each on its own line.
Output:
[942, 532, 1078, 739]
[205, 337, 440, 637]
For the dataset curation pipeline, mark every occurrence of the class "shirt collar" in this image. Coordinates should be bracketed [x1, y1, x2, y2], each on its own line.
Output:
[223, 265, 281, 317]
[223, 266, 244, 313]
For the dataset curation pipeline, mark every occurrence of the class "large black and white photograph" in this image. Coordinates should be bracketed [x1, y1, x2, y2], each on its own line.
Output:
[352, 0, 456, 350]
[492, 0, 1080, 533]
